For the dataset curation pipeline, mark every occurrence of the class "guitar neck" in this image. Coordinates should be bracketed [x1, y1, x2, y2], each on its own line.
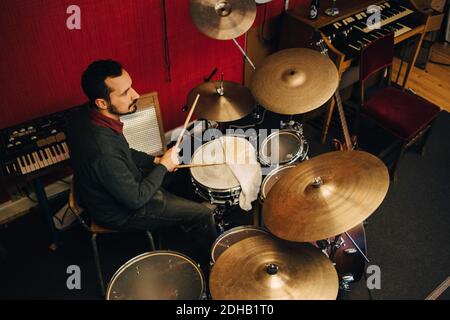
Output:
[315, 36, 353, 149]
[334, 90, 353, 148]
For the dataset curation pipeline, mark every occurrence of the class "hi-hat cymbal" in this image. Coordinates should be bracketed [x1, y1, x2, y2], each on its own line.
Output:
[209, 234, 339, 300]
[263, 151, 389, 242]
[187, 81, 255, 122]
[250, 48, 339, 115]
[190, 0, 257, 40]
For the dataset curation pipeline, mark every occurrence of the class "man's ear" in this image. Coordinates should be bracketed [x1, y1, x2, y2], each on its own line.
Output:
[94, 98, 108, 111]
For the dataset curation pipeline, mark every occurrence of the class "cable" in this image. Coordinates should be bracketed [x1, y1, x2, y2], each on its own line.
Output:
[162, 0, 171, 82]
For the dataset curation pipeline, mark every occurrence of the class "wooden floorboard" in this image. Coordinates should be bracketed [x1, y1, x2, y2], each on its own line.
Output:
[393, 42, 450, 112]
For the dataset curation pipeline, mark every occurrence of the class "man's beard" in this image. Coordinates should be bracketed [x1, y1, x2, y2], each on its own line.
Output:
[108, 99, 138, 116]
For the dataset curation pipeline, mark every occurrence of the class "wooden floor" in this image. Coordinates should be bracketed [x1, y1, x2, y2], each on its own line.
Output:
[393, 42, 450, 112]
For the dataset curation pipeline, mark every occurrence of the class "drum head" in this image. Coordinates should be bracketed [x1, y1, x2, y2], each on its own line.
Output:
[261, 165, 296, 200]
[260, 130, 303, 165]
[211, 225, 268, 263]
[190, 137, 257, 190]
[106, 251, 204, 300]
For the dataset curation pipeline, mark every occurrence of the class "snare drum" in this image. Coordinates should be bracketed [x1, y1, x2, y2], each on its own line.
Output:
[106, 251, 205, 300]
[210, 225, 269, 264]
[190, 136, 257, 205]
[259, 129, 308, 166]
[259, 165, 296, 202]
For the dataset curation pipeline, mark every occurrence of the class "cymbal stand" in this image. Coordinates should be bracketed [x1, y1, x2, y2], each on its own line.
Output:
[213, 204, 232, 234]
[345, 231, 370, 263]
[232, 38, 256, 70]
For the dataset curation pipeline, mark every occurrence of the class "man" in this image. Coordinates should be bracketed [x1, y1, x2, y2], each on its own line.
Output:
[70, 59, 217, 260]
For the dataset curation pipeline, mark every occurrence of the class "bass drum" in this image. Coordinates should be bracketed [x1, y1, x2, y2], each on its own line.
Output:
[210, 225, 269, 264]
[106, 251, 205, 300]
[318, 223, 367, 284]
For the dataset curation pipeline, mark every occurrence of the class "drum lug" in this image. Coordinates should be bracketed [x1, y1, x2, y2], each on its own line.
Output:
[207, 189, 214, 204]
[344, 248, 358, 255]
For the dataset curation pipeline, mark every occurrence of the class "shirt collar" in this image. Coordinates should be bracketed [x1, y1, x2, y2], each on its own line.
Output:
[89, 109, 124, 134]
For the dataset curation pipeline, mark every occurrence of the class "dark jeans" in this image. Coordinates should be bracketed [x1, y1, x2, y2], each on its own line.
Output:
[124, 170, 217, 264]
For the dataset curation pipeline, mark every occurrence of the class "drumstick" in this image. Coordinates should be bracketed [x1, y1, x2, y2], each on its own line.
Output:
[174, 93, 200, 150]
[176, 163, 225, 169]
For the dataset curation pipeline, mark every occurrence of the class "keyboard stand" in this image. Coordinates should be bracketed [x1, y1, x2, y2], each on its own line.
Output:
[32, 178, 61, 251]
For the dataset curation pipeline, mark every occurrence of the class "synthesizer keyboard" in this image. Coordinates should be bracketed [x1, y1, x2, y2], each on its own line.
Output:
[1, 111, 71, 180]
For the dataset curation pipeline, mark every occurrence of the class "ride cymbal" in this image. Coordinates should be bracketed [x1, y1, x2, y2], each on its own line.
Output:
[209, 234, 339, 300]
[190, 0, 257, 40]
[187, 81, 255, 122]
[263, 151, 389, 242]
[250, 48, 339, 115]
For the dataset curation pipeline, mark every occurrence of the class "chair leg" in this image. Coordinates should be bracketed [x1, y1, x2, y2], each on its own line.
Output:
[418, 125, 433, 156]
[146, 230, 156, 251]
[91, 233, 105, 297]
[390, 142, 408, 182]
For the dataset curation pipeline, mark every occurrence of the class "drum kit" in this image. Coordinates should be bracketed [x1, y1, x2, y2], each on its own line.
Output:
[106, 0, 391, 300]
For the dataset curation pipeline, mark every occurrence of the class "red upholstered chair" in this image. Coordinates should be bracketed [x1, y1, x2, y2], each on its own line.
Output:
[358, 33, 440, 181]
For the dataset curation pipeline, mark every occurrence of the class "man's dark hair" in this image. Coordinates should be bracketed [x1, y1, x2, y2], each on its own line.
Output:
[81, 60, 123, 108]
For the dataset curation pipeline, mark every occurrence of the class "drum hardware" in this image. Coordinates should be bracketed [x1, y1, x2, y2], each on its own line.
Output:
[344, 231, 370, 263]
[325, 0, 340, 17]
[189, 0, 257, 69]
[182, 68, 219, 112]
[232, 38, 256, 70]
[212, 205, 231, 234]
[312, 223, 369, 293]
[340, 274, 355, 291]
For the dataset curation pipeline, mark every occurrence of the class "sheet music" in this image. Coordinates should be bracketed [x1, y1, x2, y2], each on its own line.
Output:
[121, 107, 164, 156]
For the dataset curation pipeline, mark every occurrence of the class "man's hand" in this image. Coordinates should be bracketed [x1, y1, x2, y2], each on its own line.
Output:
[159, 147, 180, 172]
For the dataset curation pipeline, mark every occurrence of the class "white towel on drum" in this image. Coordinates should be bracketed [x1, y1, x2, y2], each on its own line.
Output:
[219, 136, 262, 211]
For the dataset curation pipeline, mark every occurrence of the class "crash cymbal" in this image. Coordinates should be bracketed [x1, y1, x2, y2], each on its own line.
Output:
[187, 81, 255, 122]
[263, 151, 389, 242]
[250, 48, 339, 115]
[190, 0, 257, 40]
[209, 234, 339, 300]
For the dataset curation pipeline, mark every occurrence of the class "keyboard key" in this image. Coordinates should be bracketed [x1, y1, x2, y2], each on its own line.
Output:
[17, 157, 27, 174]
[44, 148, 55, 164]
[52, 145, 63, 162]
[39, 150, 49, 167]
[32, 152, 42, 169]
[27, 154, 36, 171]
